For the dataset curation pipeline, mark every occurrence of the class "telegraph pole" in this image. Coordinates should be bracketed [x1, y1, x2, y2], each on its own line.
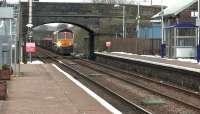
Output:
[137, 2, 140, 38]
[160, 0, 165, 58]
[122, 5, 126, 39]
[161, 0, 164, 44]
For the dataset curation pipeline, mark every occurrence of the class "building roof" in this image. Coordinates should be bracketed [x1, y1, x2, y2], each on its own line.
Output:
[152, 0, 197, 18]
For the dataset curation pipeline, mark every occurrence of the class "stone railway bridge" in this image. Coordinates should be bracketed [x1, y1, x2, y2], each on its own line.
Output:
[19, 2, 160, 59]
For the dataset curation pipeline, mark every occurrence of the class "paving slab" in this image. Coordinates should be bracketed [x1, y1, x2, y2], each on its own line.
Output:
[0, 64, 114, 114]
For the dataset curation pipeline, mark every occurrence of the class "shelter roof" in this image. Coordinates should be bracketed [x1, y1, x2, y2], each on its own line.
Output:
[152, 0, 197, 18]
[165, 22, 198, 28]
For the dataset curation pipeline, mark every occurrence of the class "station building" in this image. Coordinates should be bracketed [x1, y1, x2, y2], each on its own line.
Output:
[138, 21, 161, 39]
[153, 0, 199, 58]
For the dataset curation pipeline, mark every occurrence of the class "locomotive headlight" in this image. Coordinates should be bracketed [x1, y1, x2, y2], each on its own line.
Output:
[56, 42, 62, 47]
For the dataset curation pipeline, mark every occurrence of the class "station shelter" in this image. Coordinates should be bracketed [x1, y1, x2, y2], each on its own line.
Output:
[152, 0, 200, 60]
[165, 22, 198, 58]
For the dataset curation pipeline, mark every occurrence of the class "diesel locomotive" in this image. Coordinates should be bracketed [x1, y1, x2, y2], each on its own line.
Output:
[40, 29, 74, 55]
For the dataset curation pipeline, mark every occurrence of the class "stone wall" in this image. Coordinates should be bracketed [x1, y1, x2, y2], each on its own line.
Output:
[95, 53, 200, 91]
[20, 2, 161, 37]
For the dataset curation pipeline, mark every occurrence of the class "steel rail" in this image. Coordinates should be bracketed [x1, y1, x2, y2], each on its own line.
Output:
[42, 54, 153, 114]
[74, 59, 200, 111]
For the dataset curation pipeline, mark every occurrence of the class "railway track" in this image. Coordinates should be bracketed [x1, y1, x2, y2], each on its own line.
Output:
[37, 49, 152, 114]
[73, 58, 200, 112]
[34, 55, 47, 63]
[36, 48, 200, 113]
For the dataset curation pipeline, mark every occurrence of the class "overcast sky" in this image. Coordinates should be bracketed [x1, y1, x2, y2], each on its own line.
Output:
[6, 0, 177, 6]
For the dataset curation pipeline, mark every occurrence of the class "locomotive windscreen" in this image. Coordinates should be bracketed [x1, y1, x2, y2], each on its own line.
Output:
[57, 29, 73, 39]
[58, 32, 73, 39]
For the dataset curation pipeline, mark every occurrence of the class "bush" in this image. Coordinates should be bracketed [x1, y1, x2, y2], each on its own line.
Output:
[0, 64, 13, 76]
[1, 64, 10, 70]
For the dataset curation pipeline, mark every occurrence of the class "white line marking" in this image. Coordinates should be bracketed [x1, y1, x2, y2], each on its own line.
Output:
[52, 64, 123, 114]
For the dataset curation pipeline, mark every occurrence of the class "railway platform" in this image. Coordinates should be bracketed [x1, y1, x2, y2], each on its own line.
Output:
[95, 52, 200, 91]
[0, 64, 119, 114]
[95, 52, 200, 73]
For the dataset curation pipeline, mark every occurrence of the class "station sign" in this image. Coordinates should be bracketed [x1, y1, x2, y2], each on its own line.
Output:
[106, 41, 112, 48]
[0, 7, 14, 18]
[26, 42, 36, 53]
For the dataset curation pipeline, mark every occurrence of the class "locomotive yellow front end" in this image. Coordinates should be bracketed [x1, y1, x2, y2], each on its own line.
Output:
[54, 30, 74, 55]
[56, 39, 73, 55]
[56, 39, 73, 48]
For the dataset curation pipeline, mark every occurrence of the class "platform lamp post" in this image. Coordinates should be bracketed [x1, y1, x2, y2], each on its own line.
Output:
[160, 0, 165, 58]
[136, 1, 140, 38]
[16, 0, 21, 76]
[197, 0, 200, 62]
[26, 24, 33, 63]
[114, 4, 126, 39]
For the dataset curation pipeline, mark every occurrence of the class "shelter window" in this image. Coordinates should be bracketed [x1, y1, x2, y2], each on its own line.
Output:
[176, 37, 196, 47]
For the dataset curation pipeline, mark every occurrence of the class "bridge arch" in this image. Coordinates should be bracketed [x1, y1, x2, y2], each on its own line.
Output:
[19, 2, 160, 60]
[20, 2, 100, 59]
[35, 21, 94, 33]
[33, 21, 96, 59]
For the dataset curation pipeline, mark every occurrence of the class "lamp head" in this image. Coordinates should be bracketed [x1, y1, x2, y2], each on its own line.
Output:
[26, 23, 33, 28]
[114, 4, 120, 8]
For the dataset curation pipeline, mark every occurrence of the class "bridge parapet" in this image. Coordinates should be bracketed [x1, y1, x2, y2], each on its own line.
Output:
[19, 2, 160, 61]
[20, 2, 160, 36]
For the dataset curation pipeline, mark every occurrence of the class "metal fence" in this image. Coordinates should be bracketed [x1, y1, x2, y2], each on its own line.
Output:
[0, 6, 16, 66]
[97, 38, 161, 55]
[0, 19, 10, 65]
